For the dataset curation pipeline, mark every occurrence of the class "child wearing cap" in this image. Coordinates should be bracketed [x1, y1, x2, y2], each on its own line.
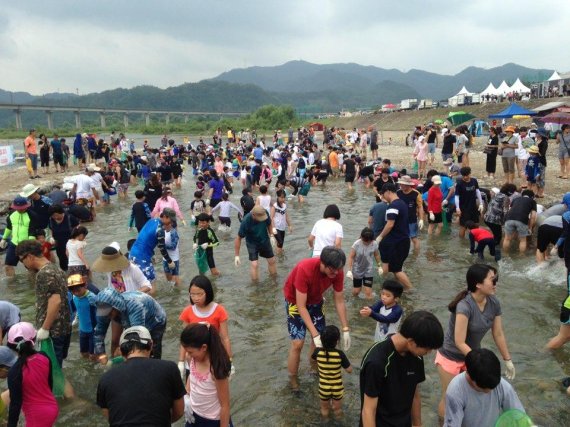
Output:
[67, 274, 98, 359]
[359, 280, 404, 342]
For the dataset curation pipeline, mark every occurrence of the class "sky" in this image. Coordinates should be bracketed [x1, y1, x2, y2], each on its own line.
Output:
[1, 0, 569, 95]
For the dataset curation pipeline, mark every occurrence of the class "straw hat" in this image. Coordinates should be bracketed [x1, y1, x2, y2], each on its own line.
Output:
[67, 274, 87, 288]
[527, 145, 540, 154]
[398, 175, 414, 186]
[20, 183, 39, 198]
[91, 245, 130, 273]
[251, 205, 268, 221]
[505, 126, 516, 133]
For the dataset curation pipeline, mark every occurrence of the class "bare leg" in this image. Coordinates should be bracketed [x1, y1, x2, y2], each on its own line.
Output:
[267, 257, 277, 276]
[394, 271, 413, 290]
[5, 266, 15, 278]
[332, 399, 344, 418]
[250, 260, 259, 281]
[547, 324, 570, 349]
[437, 364, 457, 421]
[320, 400, 330, 418]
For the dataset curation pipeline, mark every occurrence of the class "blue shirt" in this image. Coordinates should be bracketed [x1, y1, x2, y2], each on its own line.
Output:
[369, 202, 388, 237]
[209, 178, 225, 200]
[73, 291, 98, 334]
[253, 147, 263, 160]
[128, 218, 171, 263]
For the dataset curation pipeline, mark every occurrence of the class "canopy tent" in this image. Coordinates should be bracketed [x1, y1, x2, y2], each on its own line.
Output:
[480, 82, 498, 96]
[509, 78, 531, 94]
[496, 80, 511, 95]
[447, 111, 476, 125]
[456, 86, 473, 96]
[548, 71, 562, 81]
[488, 103, 537, 119]
[470, 120, 490, 136]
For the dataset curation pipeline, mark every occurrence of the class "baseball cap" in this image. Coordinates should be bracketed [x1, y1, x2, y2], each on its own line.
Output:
[119, 326, 152, 346]
[7, 322, 36, 346]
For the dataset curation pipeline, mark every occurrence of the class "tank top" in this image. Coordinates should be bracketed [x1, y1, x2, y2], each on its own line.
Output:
[272, 202, 288, 231]
[189, 358, 220, 420]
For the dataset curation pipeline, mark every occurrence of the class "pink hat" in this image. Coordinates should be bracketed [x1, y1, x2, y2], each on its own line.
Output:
[7, 322, 36, 346]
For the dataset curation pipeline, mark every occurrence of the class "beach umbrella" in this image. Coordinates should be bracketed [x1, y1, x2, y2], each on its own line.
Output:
[538, 111, 570, 124]
[447, 111, 476, 125]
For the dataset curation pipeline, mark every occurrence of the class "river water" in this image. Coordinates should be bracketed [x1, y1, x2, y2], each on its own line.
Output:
[1, 135, 570, 426]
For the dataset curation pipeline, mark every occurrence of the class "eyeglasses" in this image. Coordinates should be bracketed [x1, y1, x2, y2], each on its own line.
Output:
[190, 292, 205, 298]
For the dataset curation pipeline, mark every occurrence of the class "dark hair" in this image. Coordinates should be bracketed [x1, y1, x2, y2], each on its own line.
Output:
[7, 340, 37, 370]
[319, 247, 346, 269]
[180, 323, 230, 380]
[34, 229, 46, 238]
[15, 240, 43, 258]
[323, 204, 340, 220]
[127, 238, 136, 251]
[275, 189, 286, 208]
[259, 185, 268, 194]
[360, 227, 374, 242]
[48, 204, 65, 215]
[120, 336, 152, 357]
[426, 169, 438, 179]
[320, 325, 340, 361]
[399, 310, 443, 349]
[194, 191, 203, 198]
[241, 188, 250, 196]
[161, 187, 172, 200]
[135, 190, 145, 199]
[189, 275, 215, 305]
[381, 183, 397, 194]
[521, 189, 535, 198]
[382, 280, 404, 298]
[460, 166, 471, 176]
[464, 220, 478, 230]
[222, 193, 229, 201]
[382, 158, 391, 165]
[448, 264, 496, 312]
[70, 225, 88, 239]
[465, 348, 501, 389]
[500, 183, 516, 196]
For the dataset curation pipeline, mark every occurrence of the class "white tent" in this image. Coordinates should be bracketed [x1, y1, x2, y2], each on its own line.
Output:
[480, 82, 497, 96]
[548, 71, 562, 81]
[496, 80, 511, 95]
[509, 78, 531, 94]
[456, 86, 473, 96]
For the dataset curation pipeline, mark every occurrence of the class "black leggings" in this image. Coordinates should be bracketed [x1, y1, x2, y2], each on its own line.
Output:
[485, 221, 503, 245]
[55, 241, 69, 271]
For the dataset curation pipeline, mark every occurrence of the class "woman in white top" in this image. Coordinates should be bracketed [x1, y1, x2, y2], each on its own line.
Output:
[66, 226, 90, 277]
[308, 204, 343, 257]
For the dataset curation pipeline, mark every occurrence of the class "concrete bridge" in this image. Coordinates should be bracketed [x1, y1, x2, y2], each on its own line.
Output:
[0, 103, 249, 130]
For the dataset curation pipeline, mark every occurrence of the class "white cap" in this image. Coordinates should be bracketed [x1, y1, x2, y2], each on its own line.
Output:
[109, 241, 121, 252]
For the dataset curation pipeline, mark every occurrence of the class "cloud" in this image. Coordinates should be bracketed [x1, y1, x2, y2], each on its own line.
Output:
[1, 0, 569, 94]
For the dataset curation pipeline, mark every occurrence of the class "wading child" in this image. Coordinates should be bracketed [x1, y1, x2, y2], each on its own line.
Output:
[191, 191, 208, 224]
[346, 227, 381, 299]
[128, 190, 151, 233]
[270, 190, 292, 255]
[311, 325, 352, 418]
[427, 175, 444, 235]
[525, 145, 544, 197]
[34, 229, 56, 262]
[359, 280, 404, 342]
[193, 213, 220, 276]
[67, 274, 98, 359]
[211, 193, 243, 230]
[466, 221, 499, 261]
[163, 220, 181, 286]
[66, 225, 90, 277]
[256, 185, 271, 211]
[180, 323, 233, 427]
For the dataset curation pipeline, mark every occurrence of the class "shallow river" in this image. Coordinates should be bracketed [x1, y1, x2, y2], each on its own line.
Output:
[1, 135, 570, 426]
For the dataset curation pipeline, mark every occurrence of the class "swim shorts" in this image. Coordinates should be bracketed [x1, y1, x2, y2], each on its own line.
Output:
[504, 220, 530, 237]
[353, 277, 373, 288]
[129, 256, 156, 282]
[246, 239, 274, 261]
[435, 350, 466, 375]
[285, 300, 325, 340]
[379, 238, 410, 273]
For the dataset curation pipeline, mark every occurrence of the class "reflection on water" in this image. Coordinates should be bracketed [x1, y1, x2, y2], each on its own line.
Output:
[2, 172, 570, 426]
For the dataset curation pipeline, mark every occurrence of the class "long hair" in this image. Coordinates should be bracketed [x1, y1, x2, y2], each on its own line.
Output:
[448, 264, 496, 312]
[180, 323, 230, 380]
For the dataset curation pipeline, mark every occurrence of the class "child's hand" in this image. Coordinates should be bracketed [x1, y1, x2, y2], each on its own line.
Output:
[360, 307, 372, 317]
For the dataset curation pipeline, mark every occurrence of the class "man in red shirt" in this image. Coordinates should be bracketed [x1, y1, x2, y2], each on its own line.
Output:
[24, 128, 39, 179]
[283, 246, 350, 390]
[466, 221, 499, 261]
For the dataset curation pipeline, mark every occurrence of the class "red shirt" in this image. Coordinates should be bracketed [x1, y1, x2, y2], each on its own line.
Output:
[283, 257, 344, 305]
[427, 186, 443, 214]
[41, 242, 53, 260]
[470, 228, 494, 242]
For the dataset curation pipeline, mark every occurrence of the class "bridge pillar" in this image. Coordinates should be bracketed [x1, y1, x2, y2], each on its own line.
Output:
[99, 112, 106, 128]
[123, 113, 129, 128]
[74, 111, 81, 129]
[46, 110, 54, 130]
[184, 114, 189, 123]
[165, 113, 170, 124]
[145, 113, 150, 126]
[14, 109, 22, 130]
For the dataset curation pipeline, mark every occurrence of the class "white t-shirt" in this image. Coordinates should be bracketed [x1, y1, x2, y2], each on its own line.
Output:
[71, 174, 96, 199]
[164, 230, 180, 262]
[257, 194, 271, 211]
[272, 202, 288, 230]
[106, 262, 152, 292]
[311, 219, 343, 257]
[66, 239, 86, 266]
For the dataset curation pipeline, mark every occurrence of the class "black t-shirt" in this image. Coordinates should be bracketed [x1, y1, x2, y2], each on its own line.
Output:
[427, 130, 437, 144]
[96, 357, 186, 427]
[49, 213, 80, 241]
[144, 184, 162, 211]
[396, 189, 421, 223]
[156, 165, 172, 182]
[360, 165, 374, 177]
[360, 337, 425, 427]
[240, 195, 255, 214]
[344, 158, 356, 175]
[505, 196, 537, 224]
[455, 178, 479, 213]
[442, 134, 456, 154]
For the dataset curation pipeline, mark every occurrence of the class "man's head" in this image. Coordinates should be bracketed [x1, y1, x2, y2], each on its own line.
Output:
[48, 204, 66, 222]
[119, 326, 153, 358]
[380, 183, 398, 202]
[15, 240, 45, 271]
[465, 348, 501, 392]
[399, 310, 444, 357]
[251, 206, 268, 223]
[319, 247, 346, 278]
[460, 166, 472, 182]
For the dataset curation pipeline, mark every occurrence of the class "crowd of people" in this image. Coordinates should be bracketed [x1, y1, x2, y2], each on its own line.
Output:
[1, 123, 570, 427]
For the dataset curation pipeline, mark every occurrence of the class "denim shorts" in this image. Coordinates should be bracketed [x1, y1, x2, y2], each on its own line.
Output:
[408, 222, 419, 238]
[285, 300, 325, 340]
[162, 259, 180, 275]
[504, 219, 530, 237]
[428, 143, 436, 154]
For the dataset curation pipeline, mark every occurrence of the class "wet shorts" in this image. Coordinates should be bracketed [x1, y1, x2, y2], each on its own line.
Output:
[129, 256, 156, 282]
[353, 277, 373, 288]
[504, 220, 530, 237]
[298, 182, 311, 196]
[435, 350, 466, 375]
[380, 238, 410, 273]
[162, 259, 180, 275]
[4, 242, 19, 267]
[428, 143, 436, 154]
[246, 239, 274, 261]
[459, 209, 479, 227]
[408, 222, 419, 238]
[429, 212, 443, 224]
[285, 300, 325, 341]
[537, 224, 563, 253]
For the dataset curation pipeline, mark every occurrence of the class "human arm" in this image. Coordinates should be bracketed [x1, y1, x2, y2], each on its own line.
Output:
[468, 232, 475, 253]
[295, 290, 320, 339]
[171, 198, 184, 221]
[307, 233, 315, 249]
[453, 313, 472, 356]
[411, 385, 422, 427]
[130, 263, 152, 293]
[215, 377, 231, 427]
[231, 202, 243, 216]
[156, 227, 173, 264]
[333, 289, 349, 331]
[361, 394, 378, 427]
[377, 219, 395, 242]
[233, 235, 242, 265]
[219, 319, 233, 358]
[346, 248, 356, 273]
[171, 397, 185, 423]
[491, 315, 512, 362]
[77, 245, 89, 269]
[94, 315, 111, 356]
[416, 192, 424, 222]
[129, 207, 135, 229]
[286, 210, 292, 232]
[368, 304, 403, 324]
[41, 293, 61, 332]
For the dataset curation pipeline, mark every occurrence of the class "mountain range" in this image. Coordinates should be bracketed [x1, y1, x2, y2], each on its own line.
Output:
[0, 61, 554, 127]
